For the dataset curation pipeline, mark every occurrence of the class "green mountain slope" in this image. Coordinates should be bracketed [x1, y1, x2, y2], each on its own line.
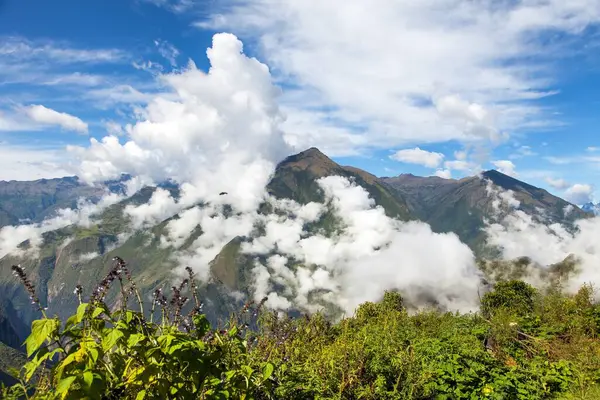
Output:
[267, 148, 412, 220]
[381, 171, 588, 252]
[0, 177, 106, 229]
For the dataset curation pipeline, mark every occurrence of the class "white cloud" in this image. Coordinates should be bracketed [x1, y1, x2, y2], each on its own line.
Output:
[0, 36, 125, 64]
[444, 159, 476, 172]
[492, 160, 517, 177]
[390, 147, 444, 168]
[42, 72, 104, 87]
[434, 95, 504, 143]
[454, 150, 468, 161]
[141, 0, 195, 13]
[565, 183, 594, 205]
[0, 193, 126, 259]
[587, 146, 599, 152]
[434, 169, 452, 179]
[196, 0, 600, 155]
[0, 145, 73, 181]
[69, 33, 290, 217]
[485, 188, 600, 294]
[243, 176, 482, 314]
[154, 39, 180, 67]
[510, 145, 537, 159]
[0, 111, 37, 132]
[24, 105, 88, 133]
[104, 121, 125, 136]
[545, 177, 571, 190]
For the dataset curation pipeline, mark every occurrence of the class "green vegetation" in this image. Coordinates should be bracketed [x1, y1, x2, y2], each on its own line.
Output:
[2, 257, 600, 399]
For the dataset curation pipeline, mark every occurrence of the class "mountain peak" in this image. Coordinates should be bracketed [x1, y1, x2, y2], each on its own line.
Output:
[276, 147, 340, 175]
[293, 147, 330, 160]
[481, 169, 538, 193]
[581, 202, 600, 215]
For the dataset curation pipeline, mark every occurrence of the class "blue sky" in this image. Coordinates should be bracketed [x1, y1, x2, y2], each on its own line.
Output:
[1, 0, 600, 205]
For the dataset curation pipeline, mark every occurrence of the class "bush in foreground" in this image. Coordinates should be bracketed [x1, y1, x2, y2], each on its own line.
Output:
[2, 259, 600, 399]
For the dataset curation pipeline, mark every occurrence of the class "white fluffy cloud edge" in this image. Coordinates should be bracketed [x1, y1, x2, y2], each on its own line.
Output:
[2, 33, 600, 317]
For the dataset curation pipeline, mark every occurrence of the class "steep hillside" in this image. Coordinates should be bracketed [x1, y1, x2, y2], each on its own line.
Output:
[0, 177, 105, 229]
[381, 171, 587, 252]
[267, 147, 412, 220]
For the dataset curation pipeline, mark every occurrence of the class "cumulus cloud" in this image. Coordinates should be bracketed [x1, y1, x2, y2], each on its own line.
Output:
[434, 95, 504, 143]
[193, 0, 598, 154]
[242, 176, 482, 315]
[69, 33, 290, 217]
[444, 160, 476, 172]
[485, 187, 600, 294]
[545, 177, 571, 190]
[434, 169, 452, 179]
[492, 160, 517, 177]
[565, 184, 594, 205]
[390, 147, 444, 168]
[24, 105, 88, 133]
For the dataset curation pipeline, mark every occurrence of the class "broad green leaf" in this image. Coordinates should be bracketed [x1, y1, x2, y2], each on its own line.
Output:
[102, 329, 125, 352]
[76, 303, 88, 323]
[127, 333, 145, 348]
[157, 334, 176, 350]
[83, 371, 94, 389]
[56, 376, 77, 399]
[92, 305, 106, 319]
[262, 363, 274, 381]
[136, 390, 147, 400]
[25, 318, 60, 357]
[25, 347, 64, 381]
[193, 314, 210, 336]
[87, 346, 99, 364]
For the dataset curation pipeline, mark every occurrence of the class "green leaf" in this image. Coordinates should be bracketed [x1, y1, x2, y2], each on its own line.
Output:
[56, 376, 77, 399]
[193, 314, 210, 337]
[262, 363, 274, 381]
[83, 371, 94, 389]
[76, 303, 88, 323]
[157, 334, 176, 350]
[127, 333, 145, 348]
[92, 305, 106, 319]
[24, 347, 64, 381]
[228, 326, 238, 337]
[25, 318, 60, 357]
[136, 390, 147, 400]
[241, 365, 254, 378]
[102, 329, 125, 352]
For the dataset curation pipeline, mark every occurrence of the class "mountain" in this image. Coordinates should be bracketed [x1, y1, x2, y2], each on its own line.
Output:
[0, 176, 106, 229]
[267, 147, 412, 220]
[380, 170, 588, 253]
[0, 147, 589, 369]
[581, 202, 600, 215]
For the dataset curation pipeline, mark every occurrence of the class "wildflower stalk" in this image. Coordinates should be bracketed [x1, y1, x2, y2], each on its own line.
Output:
[11, 265, 47, 318]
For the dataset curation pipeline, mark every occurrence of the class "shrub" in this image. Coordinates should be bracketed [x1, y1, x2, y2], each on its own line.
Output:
[3, 260, 600, 399]
[481, 280, 537, 318]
